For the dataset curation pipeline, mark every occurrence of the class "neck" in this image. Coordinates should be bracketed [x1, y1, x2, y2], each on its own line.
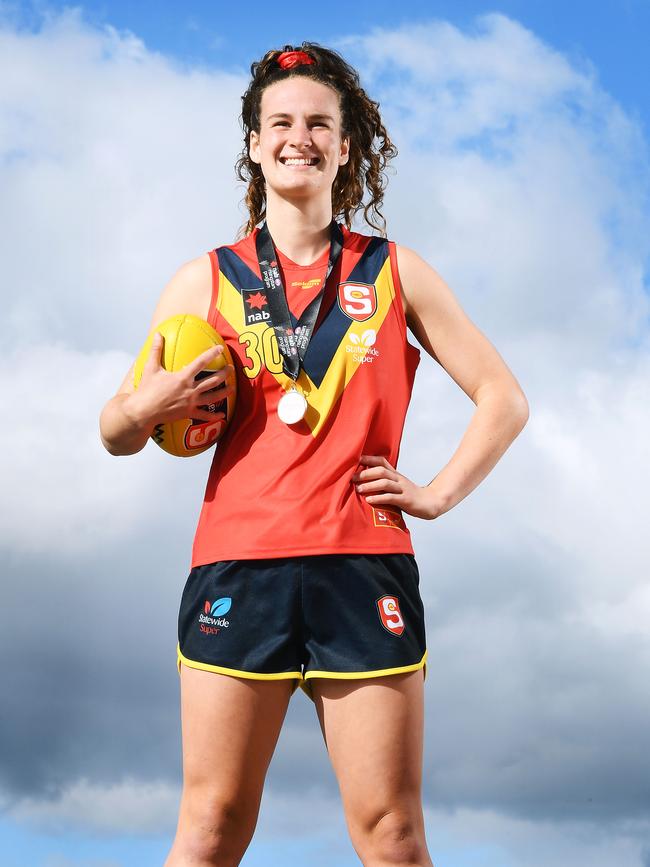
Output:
[264, 191, 334, 266]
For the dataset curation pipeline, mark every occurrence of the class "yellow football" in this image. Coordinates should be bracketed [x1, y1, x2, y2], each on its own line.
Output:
[133, 314, 237, 457]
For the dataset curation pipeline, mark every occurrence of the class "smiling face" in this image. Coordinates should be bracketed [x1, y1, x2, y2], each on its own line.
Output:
[249, 76, 350, 205]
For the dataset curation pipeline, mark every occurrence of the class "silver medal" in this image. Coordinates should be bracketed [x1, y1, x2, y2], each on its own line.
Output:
[278, 387, 308, 424]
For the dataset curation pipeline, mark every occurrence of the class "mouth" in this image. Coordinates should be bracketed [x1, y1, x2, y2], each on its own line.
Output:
[279, 156, 320, 168]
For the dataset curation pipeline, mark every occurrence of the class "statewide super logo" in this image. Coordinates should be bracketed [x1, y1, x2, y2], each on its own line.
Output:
[346, 329, 380, 364]
[376, 595, 405, 636]
[198, 597, 232, 635]
[243, 287, 271, 326]
[338, 282, 377, 321]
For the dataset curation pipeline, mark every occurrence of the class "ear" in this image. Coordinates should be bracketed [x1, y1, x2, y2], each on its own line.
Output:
[249, 129, 261, 165]
[339, 135, 350, 166]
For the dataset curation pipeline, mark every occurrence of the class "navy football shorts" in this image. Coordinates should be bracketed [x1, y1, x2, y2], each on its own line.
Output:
[176, 553, 427, 701]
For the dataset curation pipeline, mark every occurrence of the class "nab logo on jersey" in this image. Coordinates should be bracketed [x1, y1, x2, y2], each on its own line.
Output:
[338, 282, 377, 322]
[243, 287, 271, 326]
[376, 595, 405, 636]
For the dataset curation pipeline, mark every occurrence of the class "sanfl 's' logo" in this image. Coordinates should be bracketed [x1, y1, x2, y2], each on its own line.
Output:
[337, 282, 377, 321]
[376, 595, 405, 637]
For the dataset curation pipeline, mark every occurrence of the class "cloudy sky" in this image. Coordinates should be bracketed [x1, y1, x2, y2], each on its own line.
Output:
[1, 1, 649, 865]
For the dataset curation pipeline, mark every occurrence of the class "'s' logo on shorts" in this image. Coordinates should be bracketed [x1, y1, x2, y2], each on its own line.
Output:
[376, 595, 405, 636]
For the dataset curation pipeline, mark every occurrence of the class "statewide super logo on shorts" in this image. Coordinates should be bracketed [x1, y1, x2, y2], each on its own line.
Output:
[337, 282, 377, 321]
[376, 595, 405, 636]
[198, 597, 232, 635]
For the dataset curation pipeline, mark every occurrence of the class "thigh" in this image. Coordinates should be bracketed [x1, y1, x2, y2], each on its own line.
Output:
[310, 669, 425, 829]
[300, 553, 427, 701]
[178, 558, 303, 683]
[179, 662, 293, 803]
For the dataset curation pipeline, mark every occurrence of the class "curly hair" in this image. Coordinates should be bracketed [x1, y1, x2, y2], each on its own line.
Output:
[234, 42, 397, 240]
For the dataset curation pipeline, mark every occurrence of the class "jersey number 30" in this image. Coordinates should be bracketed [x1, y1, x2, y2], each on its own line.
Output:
[239, 326, 283, 378]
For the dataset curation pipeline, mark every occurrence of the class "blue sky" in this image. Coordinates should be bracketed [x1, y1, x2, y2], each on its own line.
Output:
[1, 1, 650, 866]
[8, 0, 650, 133]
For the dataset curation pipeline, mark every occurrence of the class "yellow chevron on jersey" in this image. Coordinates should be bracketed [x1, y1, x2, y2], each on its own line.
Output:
[289, 255, 393, 438]
[212, 237, 395, 438]
[217, 272, 278, 380]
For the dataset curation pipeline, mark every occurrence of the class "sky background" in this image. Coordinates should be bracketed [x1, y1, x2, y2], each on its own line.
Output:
[1, 1, 650, 866]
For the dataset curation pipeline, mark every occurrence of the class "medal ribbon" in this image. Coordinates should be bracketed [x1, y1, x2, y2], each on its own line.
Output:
[255, 219, 344, 382]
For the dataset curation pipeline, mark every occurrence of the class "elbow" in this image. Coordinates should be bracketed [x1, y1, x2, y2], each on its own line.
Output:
[98, 411, 119, 456]
[475, 380, 530, 424]
[101, 441, 121, 457]
[100, 437, 141, 457]
[515, 390, 530, 423]
[511, 390, 530, 434]
[98, 414, 131, 457]
[99, 430, 123, 456]
[480, 383, 530, 432]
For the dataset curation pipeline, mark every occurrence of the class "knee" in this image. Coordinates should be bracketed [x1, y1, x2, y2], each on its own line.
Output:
[171, 788, 259, 866]
[357, 807, 429, 866]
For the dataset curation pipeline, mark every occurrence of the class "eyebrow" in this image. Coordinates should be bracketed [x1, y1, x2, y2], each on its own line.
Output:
[266, 112, 334, 122]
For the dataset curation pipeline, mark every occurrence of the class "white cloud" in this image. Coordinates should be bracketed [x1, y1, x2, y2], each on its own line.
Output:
[8, 776, 179, 836]
[419, 803, 650, 867]
[0, 6, 247, 355]
[338, 13, 650, 362]
[0, 342, 213, 556]
[11, 779, 649, 865]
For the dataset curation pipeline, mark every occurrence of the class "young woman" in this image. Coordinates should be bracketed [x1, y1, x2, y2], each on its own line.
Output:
[100, 42, 528, 867]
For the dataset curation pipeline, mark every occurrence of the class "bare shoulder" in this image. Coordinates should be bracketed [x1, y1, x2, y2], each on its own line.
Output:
[394, 244, 451, 325]
[394, 242, 468, 361]
[394, 243, 527, 408]
[151, 253, 213, 325]
[113, 252, 213, 396]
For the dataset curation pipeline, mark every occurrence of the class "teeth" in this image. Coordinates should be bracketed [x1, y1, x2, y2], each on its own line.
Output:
[283, 158, 317, 165]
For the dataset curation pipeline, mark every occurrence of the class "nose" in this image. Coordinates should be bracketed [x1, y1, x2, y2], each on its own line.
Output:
[288, 122, 312, 149]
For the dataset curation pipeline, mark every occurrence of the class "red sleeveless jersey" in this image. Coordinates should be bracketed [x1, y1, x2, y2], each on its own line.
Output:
[190, 224, 421, 567]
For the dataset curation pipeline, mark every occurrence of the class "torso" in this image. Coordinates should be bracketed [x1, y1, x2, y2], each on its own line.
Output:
[190, 225, 420, 565]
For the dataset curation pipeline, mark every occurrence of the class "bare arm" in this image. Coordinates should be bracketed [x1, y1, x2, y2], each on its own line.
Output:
[99, 360, 153, 456]
[99, 254, 228, 456]
[353, 245, 529, 518]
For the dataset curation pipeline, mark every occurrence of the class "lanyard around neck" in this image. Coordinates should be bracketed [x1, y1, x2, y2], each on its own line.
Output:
[254, 219, 344, 381]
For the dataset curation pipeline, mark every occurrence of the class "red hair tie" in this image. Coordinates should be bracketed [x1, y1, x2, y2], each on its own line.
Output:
[277, 50, 315, 69]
